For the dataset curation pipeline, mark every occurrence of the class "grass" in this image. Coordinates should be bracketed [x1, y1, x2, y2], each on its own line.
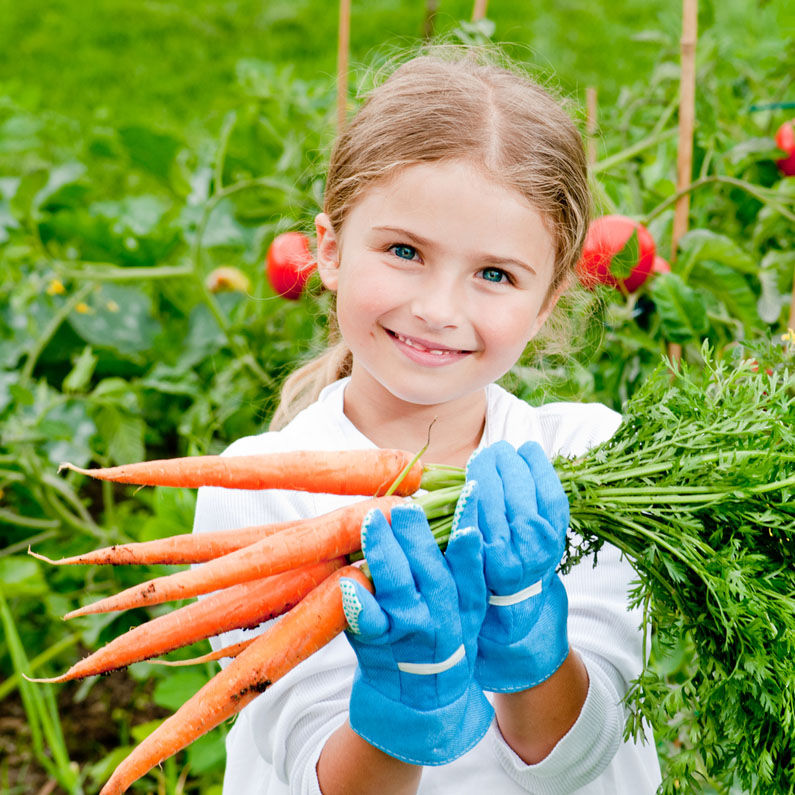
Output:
[6, 0, 789, 141]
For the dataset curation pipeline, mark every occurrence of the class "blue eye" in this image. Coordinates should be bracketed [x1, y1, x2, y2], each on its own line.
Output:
[391, 244, 417, 260]
[481, 267, 508, 284]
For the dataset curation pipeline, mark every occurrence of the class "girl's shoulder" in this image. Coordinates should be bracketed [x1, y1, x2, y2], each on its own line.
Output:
[486, 384, 622, 459]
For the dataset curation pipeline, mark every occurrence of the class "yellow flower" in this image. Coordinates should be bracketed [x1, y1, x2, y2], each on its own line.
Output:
[781, 328, 795, 344]
[47, 279, 66, 296]
[75, 302, 92, 314]
[106, 300, 120, 312]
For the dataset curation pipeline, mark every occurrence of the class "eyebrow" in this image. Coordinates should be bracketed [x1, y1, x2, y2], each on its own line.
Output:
[372, 225, 538, 275]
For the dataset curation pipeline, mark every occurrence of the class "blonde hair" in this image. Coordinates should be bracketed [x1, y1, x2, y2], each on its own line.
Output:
[270, 45, 591, 430]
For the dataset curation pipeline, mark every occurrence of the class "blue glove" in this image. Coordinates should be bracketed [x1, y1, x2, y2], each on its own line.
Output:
[340, 503, 493, 766]
[460, 440, 570, 693]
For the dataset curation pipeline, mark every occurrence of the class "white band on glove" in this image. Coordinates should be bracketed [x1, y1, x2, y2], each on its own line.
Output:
[397, 643, 466, 675]
[487, 579, 542, 607]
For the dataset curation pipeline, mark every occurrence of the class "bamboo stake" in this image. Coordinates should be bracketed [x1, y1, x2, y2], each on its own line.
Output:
[472, 0, 489, 21]
[669, 0, 698, 362]
[423, 0, 439, 40]
[586, 86, 598, 168]
[337, 0, 351, 134]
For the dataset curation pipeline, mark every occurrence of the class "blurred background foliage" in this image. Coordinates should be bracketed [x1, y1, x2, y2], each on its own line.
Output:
[0, 0, 793, 792]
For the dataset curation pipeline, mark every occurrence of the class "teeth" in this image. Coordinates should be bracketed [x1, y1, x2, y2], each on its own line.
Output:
[395, 332, 453, 354]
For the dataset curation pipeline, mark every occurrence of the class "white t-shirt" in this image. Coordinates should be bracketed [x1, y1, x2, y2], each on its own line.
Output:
[192, 379, 662, 794]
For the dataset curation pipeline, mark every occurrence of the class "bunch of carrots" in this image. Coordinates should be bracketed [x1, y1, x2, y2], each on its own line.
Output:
[28, 341, 795, 794]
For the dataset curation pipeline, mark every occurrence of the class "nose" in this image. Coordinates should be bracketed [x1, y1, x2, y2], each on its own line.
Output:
[409, 269, 464, 330]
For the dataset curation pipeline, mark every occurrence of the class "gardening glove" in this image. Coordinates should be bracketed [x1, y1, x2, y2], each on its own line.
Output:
[462, 440, 570, 692]
[340, 503, 493, 766]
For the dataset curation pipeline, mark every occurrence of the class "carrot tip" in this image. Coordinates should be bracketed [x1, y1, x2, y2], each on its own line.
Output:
[28, 548, 59, 565]
[59, 462, 90, 476]
[23, 673, 67, 684]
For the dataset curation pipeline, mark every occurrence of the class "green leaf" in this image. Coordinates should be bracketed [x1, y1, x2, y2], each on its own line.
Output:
[649, 272, 710, 343]
[0, 557, 47, 597]
[677, 229, 757, 276]
[67, 283, 162, 355]
[62, 345, 98, 393]
[152, 669, 208, 711]
[186, 729, 227, 774]
[93, 406, 146, 466]
[119, 125, 182, 180]
[610, 228, 640, 281]
[688, 261, 762, 331]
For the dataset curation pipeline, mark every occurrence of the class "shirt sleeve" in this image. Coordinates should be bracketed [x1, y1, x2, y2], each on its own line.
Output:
[488, 400, 650, 792]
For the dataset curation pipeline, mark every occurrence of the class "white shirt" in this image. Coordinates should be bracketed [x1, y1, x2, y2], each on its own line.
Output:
[192, 379, 662, 794]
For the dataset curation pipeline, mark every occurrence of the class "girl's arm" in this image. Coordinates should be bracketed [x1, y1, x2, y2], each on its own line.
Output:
[491, 648, 589, 764]
[317, 723, 422, 794]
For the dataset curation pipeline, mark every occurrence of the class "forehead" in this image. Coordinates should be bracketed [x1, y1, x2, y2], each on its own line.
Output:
[344, 159, 556, 263]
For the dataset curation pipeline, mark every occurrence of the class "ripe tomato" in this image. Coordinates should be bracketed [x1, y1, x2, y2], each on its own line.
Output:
[774, 120, 795, 177]
[266, 232, 316, 300]
[576, 215, 656, 293]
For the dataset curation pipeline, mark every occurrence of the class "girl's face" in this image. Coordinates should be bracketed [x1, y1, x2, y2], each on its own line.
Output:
[315, 159, 562, 413]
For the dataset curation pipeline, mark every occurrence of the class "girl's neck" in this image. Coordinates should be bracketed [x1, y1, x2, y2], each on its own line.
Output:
[341, 380, 488, 468]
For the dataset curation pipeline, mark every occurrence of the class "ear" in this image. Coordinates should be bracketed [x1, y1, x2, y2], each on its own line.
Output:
[315, 212, 341, 292]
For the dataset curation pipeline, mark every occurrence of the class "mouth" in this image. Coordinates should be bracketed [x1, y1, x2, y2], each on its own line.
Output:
[386, 329, 473, 357]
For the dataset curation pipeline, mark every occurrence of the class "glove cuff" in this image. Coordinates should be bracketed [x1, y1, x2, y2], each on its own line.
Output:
[349, 674, 494, 766]
[476, 576, 569, 693]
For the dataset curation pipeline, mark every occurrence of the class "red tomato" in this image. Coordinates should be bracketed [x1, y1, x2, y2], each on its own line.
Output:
[774, 120, 795, 177]
[576, 215, 656, 293]
[266, 232, 316, 300]
[652, 255, 671, 274]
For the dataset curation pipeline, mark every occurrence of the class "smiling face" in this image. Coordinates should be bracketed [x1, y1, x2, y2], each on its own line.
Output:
[315, 158, 562, 419]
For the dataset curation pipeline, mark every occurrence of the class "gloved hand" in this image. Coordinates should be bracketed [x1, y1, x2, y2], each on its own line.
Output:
[340, 503, 493, 766]
[461, 440, 570, 693]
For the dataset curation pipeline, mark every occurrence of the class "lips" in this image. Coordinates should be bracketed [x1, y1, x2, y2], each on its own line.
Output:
[385, 328, 474, 366]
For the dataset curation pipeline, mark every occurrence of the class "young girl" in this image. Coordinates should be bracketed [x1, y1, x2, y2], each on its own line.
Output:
[193, 47, 663, 794]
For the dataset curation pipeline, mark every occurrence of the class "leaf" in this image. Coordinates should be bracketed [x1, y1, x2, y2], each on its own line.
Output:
[649, 272, 710, 343]
[688, 261, 762, 331]
[610, 228, 640, 281]
[152, 669, 208, 711]
[62, 346, 98, 393]
[0, 557, 47, 597]
[67, 283, 162, 355]
[677, 229, 757, 276]
[119, 125, 182, 180]
[93, 406, 146, 466]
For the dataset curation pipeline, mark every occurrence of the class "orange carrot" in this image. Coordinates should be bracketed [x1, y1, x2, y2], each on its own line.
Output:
[97, 564, 372, 795]
[29, 514, 325, 566]
[64, 496, 401, 619]
[60, 448, 423, 497]
[27, 558, 344, 683]
[148, 636, 257, 667]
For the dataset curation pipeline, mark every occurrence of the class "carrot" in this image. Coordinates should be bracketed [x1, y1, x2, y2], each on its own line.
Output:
[26, 558, 344, 683]
[60, 448, 423, 497]
[28, 514, 324, 566]
[147, 636, 257, 667]
[97, 564, 372, 795]
[64, 496, 401, 619]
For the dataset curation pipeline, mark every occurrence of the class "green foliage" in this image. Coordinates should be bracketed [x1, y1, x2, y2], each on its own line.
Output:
[0, 1, 793, 792]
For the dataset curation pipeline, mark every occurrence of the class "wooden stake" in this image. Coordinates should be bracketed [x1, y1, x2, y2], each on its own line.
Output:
[586, 86, 598, 167]
[337, 0, 351, 134]
[669, 0, 698, 362]
[472, 0, 489, 21]
[423, 0, 439, 40]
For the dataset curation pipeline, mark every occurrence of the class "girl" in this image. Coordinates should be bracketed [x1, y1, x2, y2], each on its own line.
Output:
[193, 47, 663, 794]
